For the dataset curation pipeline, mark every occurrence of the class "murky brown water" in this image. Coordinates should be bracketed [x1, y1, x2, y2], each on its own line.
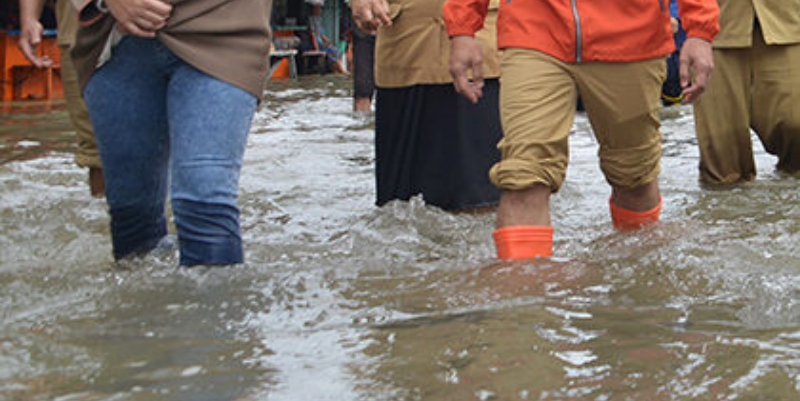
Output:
[1, 75, 799, 401]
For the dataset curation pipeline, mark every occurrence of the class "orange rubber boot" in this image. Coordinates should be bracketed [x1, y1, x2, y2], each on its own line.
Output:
[609, 198, 662, 230]
[493, 226, 554, 260]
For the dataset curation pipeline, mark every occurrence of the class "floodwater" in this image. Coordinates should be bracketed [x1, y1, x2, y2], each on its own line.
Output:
[1, 75, 799, 401]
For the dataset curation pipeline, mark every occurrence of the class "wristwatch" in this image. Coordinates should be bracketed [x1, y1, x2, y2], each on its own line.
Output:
[95, 0, 109, 13]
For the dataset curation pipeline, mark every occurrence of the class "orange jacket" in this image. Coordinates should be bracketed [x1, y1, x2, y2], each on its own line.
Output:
[443, 0, 719, 63]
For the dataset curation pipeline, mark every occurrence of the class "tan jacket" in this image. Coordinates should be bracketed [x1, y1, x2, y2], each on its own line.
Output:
[70, 0, 272, 98]
[714, 0, 800, 47]
[375, 0, 500, 88]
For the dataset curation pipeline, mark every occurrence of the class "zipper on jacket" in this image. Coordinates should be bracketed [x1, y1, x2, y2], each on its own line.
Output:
[570, 0, 582, 63]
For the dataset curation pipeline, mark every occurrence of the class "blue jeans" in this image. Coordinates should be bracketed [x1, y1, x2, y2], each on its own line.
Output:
[84, 37, 257, 266]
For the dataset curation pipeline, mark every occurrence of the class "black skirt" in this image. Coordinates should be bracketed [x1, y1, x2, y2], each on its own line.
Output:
[374, 80, 502, 211]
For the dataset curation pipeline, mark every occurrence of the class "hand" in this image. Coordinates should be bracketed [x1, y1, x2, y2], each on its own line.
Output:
[449, 35, 484, 104]
[350, 0, 391, 34]
[105, 0, 173, 38]
[18, 18, 52, 67]
[18, 0, 51, 68]
[678, 37, 714, 104]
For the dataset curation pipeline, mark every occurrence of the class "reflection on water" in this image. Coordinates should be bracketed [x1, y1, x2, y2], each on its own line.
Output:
[0, 101, 76, 164]
[1, 75, 799, 401]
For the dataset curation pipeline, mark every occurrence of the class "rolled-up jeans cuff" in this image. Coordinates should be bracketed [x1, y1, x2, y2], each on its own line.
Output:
[173, 199, 243, 266]
[179, 240, 243, 266]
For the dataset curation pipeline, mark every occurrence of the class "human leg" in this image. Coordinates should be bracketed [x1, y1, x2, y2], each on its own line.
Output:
[167, 62, 256, 266]
[751, 30, 800, 173]
[82, 38, 170, 260]
[495, 185, 550, 227]
[493, 185, 553, 259]
[352, 29, 375, 112]
[490, 50, 577, 259]
[608, 182, 662, 229]
[354, 97, 372, 112]
[692, 47, 755, 183]
[55, 0, 104, 197]
[575, 58, 665, 229]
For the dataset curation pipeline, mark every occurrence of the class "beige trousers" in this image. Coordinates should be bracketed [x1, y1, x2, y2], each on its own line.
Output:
[693, 26, 800, 183]
[56, 0, 101, 169]
[491, 49, 665, 192]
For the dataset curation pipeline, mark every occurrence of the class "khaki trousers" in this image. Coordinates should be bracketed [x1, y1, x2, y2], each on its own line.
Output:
[56, 0, 101, 169]
[491, 49, 665, 192]
[693, 26, 800, 183]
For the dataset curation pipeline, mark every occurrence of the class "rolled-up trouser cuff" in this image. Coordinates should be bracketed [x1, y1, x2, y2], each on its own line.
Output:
[75, 153, 102, 169]
[599, 138, 662, 189]
[489, 158, 564, 192]
[173, 199, 243, 266]
[110, 204, 168, 259]
[179, 241, 244, 266]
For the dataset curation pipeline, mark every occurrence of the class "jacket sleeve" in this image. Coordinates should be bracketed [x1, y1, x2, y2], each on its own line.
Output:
[442, 0, 491, 38]
[676, 0, 720, 42]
